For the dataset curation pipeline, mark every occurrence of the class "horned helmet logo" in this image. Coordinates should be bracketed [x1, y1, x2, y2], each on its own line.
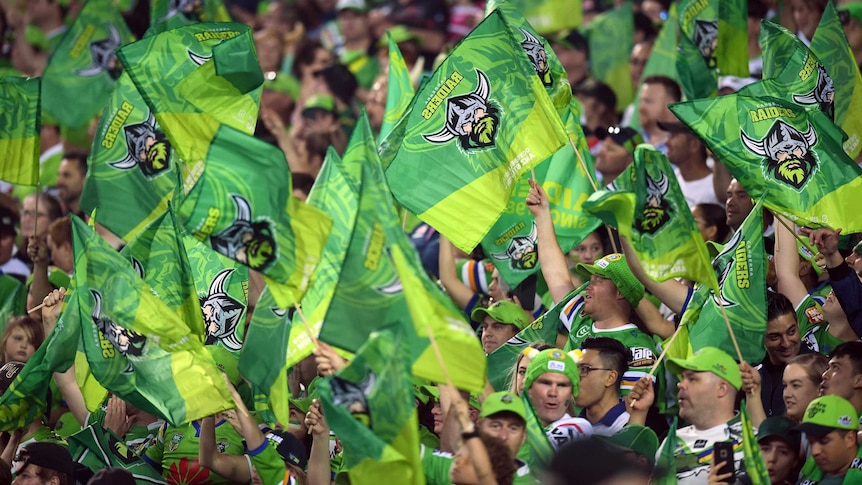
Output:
[91, 289, 146, 357]
[741, 119, 819, 190]
[638, 171, 672, 235]
[711, 230, 742, 308]
[792, 64, 835, 119]
[692, 19, 718, 68]
[210, 195, 277, 271]
[491, 222, 538, 270]
[109, 111, 172, 178]
[188, 49, 211, 66]
[520, 29, 551, 86]
[423, 69, 500, 151]
[168, 0, 204, 21]
[76, 24, 123, 80]
[330, 370, 376, 428]
[200, 268, 244, 351]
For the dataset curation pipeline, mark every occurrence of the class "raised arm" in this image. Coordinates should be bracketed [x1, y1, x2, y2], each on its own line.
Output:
[773, 216, 808, 308]
[620, 237, 689, 313]
[305, 400, 334, 485]
[526, 179, 574, 303]
[438, 235, 479, 310]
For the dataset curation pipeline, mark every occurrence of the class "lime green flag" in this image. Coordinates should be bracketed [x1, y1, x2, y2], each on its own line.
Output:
[717, 0, 749, 77]
[677, 0, 718, 99]
[382, 9, 568, 253]
[653, 417, 679, 484]
[676, 33, 717, 100]
[69, 425, 169, 484]
[175, 124, 331, 308]
[670, 95, 862, 231]
[740, 402, 771, 485]
[584, 2, 634, 111]
[149, 0, 231, 35]
[585, 145, 718, 290]
[72, 216, 233, 425]
[521, 391, 554, 469]
[810, 1, 862, 158]
[41, 0, 134, 128]
[0, 77, 40, 185]
[380, 32, 415, 143]
[318, 330, 424, 485]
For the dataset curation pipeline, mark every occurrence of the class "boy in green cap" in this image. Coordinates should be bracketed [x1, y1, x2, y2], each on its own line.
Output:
[471, 300, 529, 354]
[522, 348, 593, 444]
[796, 395, 862, 484]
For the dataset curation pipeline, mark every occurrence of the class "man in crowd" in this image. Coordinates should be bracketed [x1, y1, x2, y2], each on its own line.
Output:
[472, 300, 529, 355]
[795, 395, 862, 483]
[575, 337, 631, 436]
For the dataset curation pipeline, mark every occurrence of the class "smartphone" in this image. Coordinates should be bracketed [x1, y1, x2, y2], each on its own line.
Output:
[509, 274, 537, 311]
[713, 441, 736, 478]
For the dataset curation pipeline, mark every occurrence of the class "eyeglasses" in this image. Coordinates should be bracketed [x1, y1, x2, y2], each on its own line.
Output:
[577, 364, 613, 377]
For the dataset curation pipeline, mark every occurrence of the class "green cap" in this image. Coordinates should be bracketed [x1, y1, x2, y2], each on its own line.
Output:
[378, 25, 420, 48]
[756, 416, 801, 451]
[419, 384, 440, 401]
[471, 300, 529, 329]
[479, 391, 526, 422]
[598, 425, 660, 465]
[468, 393, 482, 411]
[576, 253, 645, 307]
[303, 94, 336, 113]
[839, 3, 862, 24]
[289, 397, 313, 414]
[667, 347, 742, 390]
[796, 395, 860, 438]
[207, 346, 240, 385]
[523, 348, 580, 395]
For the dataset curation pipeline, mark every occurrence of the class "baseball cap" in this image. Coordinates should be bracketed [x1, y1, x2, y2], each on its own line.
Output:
[289, 397, 313, 414]
[576, 253, 645, 307]
[839, 3, 862, 24]
[0, 205, 17, 237]
[523, 348, 581, 394]
[378, 25, 420, 48]
[598, 425, 660, 465]
[302, 94, 336, 116]
[593, 126, 644, 155]
[0, 361, 25, 395]
[656, 120, 695, 135]
[471, 300, 529, 329]
[336, 0, 367, 12]
[87, 467, 136, 485]
[551, 30, 588, 52]
[479, 391, 526, 422]
[207, 346, 240, 385]
[265, 430, 309, 470]
[16, 442, 74, 477]
[795, 395, 860, 438]
[756, 416, 801, 451]
[667, 347, 742, 390]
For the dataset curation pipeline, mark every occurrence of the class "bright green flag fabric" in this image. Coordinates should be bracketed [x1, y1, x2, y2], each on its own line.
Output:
[740, 402, 771, 485]
[487, 0, 582, 34]
[670, 94, 862, 232]
[41, 0, 134, 128]
[521, 391, 554, 469]
[630, 4, 679, 130]
[676, 33, 717, 100]
[0, 76, 40, 185]
[677, 0, 718, 99]
[379, 33, 415, 144]
[653, 416, 679, 484]
[382, 9, 567, 253]
[69, 425, 169, 484]
[586, 145, 718, 290]
[149, 0, 231, 35]
[318, 330, 424, 485]
[810, 1, 862, 158]
[72, 216, 233, 425]
[175, 124, 331, 308]
[584, 2, 634, 111]
[717, 0, 749, 77]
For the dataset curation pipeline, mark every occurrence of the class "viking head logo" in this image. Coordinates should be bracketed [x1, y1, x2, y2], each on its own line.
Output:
[638, 172, 672, 234]
[188, 50, 211, 66]
[169, 0, 204, 20]
[109, 111, 172, 178]
[210, 195, 277, 271]
[792, 64, 835, 119]
[91, 289, 146, 357]
[711, 230, 742, 308]
[741, 119, 819, 190]
[200, 268, 244, 351]
[423, 69, 499, 151]
[330, 371, 376, 428]
[76, 24, 123, 79]
[491, 222, 538, 270]
[692, 20, 718, 68]
[520, 29, 551, 86]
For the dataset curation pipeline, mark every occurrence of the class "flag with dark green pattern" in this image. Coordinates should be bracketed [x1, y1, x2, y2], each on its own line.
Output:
[584, 2, 634, 111]
[677, 0, 718, 99]
[810, 1, 862, 158]
[717, 0, 749, 77]
[0, 77, 40, 185]
[380, 32, 414, 143]
[522, 391, 554, 469]
[69, 425, 168, 484]
[381, 10, 567, 253]
[149, 0, 231, 35]
[676, 33, 717, 100]
[630, 3, 679, 130]
[175, 124, 331, 308]
[41, 0, 134, 128]
[741, 401, 771, 485]
[318, 330, 423, 485]
[670, 95, 862, 232]
[653, 416, 678, 484]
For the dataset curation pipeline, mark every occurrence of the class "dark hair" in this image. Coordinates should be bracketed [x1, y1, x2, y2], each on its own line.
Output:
[767, 290, 795, 323]
[633, 12, 658, 42]
[87, 467, 135, 485]
[38, 468, 69, 485]
[62, 150, 89, 176]
[319, 64, 358, 105]
[786, 353, 829, 386]
[479, 434, 517, 485]
[642, 75, 682, 102]
[291, 38, 327, 80]
[304, 131, 334, 162]
[829, 341, 862, 376]
[292, 173, 316, 198]
[747, 0, 770, 19]
[694, 203, 731, 243]
[29, 192, 63, 222]
[581, 337, 630, 386]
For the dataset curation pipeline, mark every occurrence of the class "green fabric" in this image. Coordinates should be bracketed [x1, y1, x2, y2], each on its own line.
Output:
[487, 0, 582, 35]
[380, 33, 415, 143]
[420, 445, 453, 485]
[797, 295, 845, 355]
[652, 416, 678, 485]
[381, 10, 568, 253]
[676, 32, 717, 100]
[144, 420, 245, 485]
[584, 2, 634, 111]
[717, 0, 749, 77]
[69, 424, 168, 484]
[521, 391, 554, 470]
[343, 49, 380, 89]
[669, 95, 862, 232]
[249, 443, 286, 485]
[0, 275, 24, 327]
[52, 410, 80, 438]
[318, 330, 424, 485]
[72, 216, 232, 426]
[174, 123, 331, 308]
[41, 0, 135, 128]
[0, 77, 40, 185]
[149, 0, 231, 35]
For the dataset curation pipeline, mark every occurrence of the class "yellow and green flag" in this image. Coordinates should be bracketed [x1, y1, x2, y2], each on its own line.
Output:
[380, 31, 415, 143]
[149, 0, 231, 35]
[0, 77, 40, 186]
[487, 0, 582, 35]
[741, 402, 771, 485]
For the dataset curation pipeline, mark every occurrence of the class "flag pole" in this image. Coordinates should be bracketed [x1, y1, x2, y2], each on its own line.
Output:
[425, 324, 454, 388]
[292, 302, 319, 350]
[774, 215, 818, 255]
[718, 303, 745, 363]
[630, 318, 685, 406]
[569, 139, 619, 253]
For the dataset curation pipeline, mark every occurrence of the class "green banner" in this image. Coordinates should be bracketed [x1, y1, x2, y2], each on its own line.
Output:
[717, 0, 750, 77]
[69, 425, 169, 484]
[584, 2, 634, 111]
[380, 33, 415, 143]
[149, 0, 231, 35]
[0, 77, 40, 186]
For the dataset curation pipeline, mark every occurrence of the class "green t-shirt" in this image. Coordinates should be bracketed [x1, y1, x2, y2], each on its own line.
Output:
[144, 420, 246, 485]
[249, 441, 286, 485]
[796, 295, 844, 355]
[419, 444, 538, 485]
[797, 444, 862, 484]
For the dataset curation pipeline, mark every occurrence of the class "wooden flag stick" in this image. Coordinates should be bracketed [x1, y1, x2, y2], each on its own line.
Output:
[425, 325, 454, 388]
[569, 139, 619, 253]
[292, 302, 319, 351]
[774, 215, 817, 255]
[718, 301, 745, 364]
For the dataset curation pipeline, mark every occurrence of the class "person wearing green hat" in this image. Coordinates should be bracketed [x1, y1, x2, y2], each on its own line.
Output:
[522, 348, 593, 443]
[334, 0, 380, 91]
[796, 395, 862, 484]
[597, 424, 660, 468]
[756, 416, 803, 485]
[471, 300, 530, 355]
[839, 2, 862, 72]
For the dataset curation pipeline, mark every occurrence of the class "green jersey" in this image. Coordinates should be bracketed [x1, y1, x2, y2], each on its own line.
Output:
[796, 295, 845, 355]
[419, 444, 537, 485]
[144, 420, 246, 485]
[249, 440, 287, 485]
[86, 406, 163, 455]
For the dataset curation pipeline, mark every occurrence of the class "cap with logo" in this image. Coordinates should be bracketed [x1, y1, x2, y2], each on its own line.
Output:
[667, 346, 742, 390]
[523, 348, 581, 395]
[597, 424, 660, 465]
[0, 361, 25, 395]
[336, 0, 368, 13]
[795, 395, 860, 438]
[471, 300, 529, 329]
[576, 253, 645, 307]
[479, 391, 527, 422]
[265, 430, 309, 470]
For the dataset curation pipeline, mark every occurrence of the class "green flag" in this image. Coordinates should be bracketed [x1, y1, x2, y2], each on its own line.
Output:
[175, 124, 331, 308]
[740, 401, 771, 485]
[584, 2, 634, 111]
[0, 77, 40, 185]
[521, 391, 554, 469]
[149, 0, 231, 35]
[677, 0, 718, 99]
[41, 0, 134, 128]
[586, 145, 718, 290]
[717, 0, 749, 77]
[676, 32, 717, 100]
[810, 1, 862, 158]
[379, 32, 415, 143]
[382, 9, 568, 253]
[318, 330, 424, 485]
[670, 94, 862, 231]
[653, 416, 679, 484]
[72, 216, 233, 425]
[69, 425, 168, 484]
